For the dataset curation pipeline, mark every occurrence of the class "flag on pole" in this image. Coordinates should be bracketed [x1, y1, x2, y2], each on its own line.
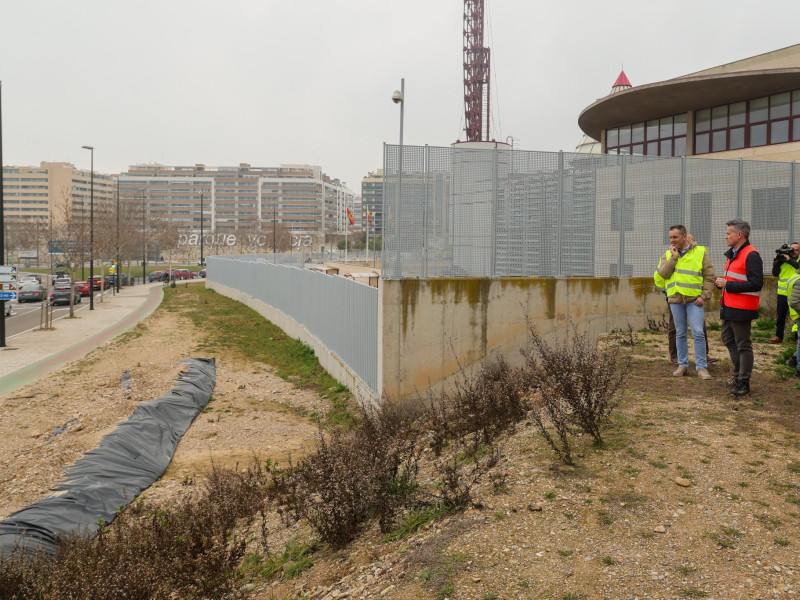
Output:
[367, 209, 371, 223]
[346, 206, 355, 225]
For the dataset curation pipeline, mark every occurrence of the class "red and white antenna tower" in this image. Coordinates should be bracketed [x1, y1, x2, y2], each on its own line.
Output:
[463, 0, 491, 142]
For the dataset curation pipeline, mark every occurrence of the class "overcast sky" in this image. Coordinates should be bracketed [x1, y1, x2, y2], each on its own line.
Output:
[2, 1, 800, 192]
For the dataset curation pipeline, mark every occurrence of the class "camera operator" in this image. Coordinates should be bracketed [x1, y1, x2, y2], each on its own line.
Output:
[770, 242, 800, 344]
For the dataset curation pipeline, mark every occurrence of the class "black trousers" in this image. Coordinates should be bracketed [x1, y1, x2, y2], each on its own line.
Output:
[721, 319, 754, 382]
[776, 294, 789, 339]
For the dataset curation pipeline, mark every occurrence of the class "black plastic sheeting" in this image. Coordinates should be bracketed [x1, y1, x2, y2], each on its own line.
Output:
[0, 358, 215, 556]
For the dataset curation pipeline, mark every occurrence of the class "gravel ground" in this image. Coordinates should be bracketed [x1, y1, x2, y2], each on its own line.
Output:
[3, 296, 800, 600]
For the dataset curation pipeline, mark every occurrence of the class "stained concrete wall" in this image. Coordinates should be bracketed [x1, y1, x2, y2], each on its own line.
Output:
[381, 276, 780, 400]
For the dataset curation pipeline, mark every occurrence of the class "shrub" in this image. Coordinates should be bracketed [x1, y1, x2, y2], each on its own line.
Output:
[274, 401, 425, 547]
[426, 355, 531, 457]
[0, 462, 270, 599]
[522, 325, 631, 462]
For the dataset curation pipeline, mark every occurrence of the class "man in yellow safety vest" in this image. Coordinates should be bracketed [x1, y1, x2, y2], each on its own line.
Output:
[786, 269, 800, 377]
[770, 242, 800, 344]
[655, 225, 716, 379]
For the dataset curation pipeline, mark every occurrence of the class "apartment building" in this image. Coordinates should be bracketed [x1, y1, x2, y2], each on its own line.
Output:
[1, 161, 114, 227]
[361, 168, 384, 236]
[118, 163, 357, 236]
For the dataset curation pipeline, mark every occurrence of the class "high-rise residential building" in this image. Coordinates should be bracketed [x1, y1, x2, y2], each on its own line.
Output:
[1, 161, 114, 227]
[118, 163, 356, 235]
[361, 169, 384, 236]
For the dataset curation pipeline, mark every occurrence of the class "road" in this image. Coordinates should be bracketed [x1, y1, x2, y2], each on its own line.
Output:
[2, 298, 95, 339]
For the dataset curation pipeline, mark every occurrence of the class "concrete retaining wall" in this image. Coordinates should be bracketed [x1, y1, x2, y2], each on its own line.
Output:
[381, 276, 779, 400]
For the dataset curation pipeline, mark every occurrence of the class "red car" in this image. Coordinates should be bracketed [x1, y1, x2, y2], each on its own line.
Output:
[74, 281, 91, 296]
[90, 275, 108, 290]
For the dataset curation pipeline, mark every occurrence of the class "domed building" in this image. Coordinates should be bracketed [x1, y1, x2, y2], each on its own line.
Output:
[578, 44, 800, 162]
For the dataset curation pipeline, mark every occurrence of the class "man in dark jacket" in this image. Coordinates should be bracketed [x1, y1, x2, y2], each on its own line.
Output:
[715, 219, 763, 398]
[770, 242, 800, 343]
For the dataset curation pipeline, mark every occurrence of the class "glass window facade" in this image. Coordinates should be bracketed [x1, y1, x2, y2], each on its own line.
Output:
[694, 90, 800, 154]
[606, 113, 687, 157]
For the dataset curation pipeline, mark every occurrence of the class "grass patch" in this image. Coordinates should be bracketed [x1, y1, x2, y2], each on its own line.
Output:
[161, 286, 354, 426]
[384, 505, 451, 542]
[239, 537, 318, 581]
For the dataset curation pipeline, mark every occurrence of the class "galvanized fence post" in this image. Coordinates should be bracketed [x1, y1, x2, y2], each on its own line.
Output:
[422, 145, 429, 278]
[680, 156, 687, 225]
[737, 158, 743, 218]
[617, 154, 627, 278]
[556, 150, 564, 277]
[790, 161, 796, 243]
[490, 147, 498, 277]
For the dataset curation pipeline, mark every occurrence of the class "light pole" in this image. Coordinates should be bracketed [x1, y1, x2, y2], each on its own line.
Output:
[115, 178, 120, 293]
[199, 190, 204, 267]
[391, 78, 404, 277]
[140, 189, 146, 284]
[81, 145, 94, 310]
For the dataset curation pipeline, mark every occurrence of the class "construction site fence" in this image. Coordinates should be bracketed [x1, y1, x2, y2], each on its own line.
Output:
[381, 144, 800, 278]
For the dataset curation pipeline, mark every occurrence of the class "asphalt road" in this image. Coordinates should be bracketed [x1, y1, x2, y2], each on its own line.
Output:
[2, 298, 93, 339]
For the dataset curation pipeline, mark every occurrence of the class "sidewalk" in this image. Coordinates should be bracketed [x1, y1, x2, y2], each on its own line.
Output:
[0, 283, 164, 396]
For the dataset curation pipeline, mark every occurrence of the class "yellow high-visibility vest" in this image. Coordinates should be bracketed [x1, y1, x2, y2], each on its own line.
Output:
[653, 250, 670, 291]
[786, 273, 800, 323]
[665, 245, 706, 298]
[778, 261, 797, 296]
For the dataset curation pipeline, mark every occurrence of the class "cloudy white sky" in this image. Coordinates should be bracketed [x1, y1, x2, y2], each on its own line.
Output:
[2, 1, 800, 192]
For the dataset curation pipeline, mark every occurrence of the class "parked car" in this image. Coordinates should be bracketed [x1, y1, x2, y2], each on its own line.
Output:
[107, 273, 129, 287]
[149, 270, 163, 283]
[50, 284, 81, 306]
[199, 269, 206, 278]
[18, 283, 48, 303]
[20, 274, 42, 285]
[53, 277, 72, 288]
[174, 269, 191, 280]
[74, 281, 91, 296]
[89, 275, 109, 291]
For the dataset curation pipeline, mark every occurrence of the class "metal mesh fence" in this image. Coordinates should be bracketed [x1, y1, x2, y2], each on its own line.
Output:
[383, 145, 800, 278]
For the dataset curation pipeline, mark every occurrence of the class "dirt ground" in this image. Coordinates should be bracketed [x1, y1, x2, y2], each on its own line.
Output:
[3, 301, 800, 600]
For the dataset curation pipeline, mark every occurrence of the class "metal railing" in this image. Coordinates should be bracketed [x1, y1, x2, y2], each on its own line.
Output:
[383, 145, 800, 278]
[207, 256, 378, 392]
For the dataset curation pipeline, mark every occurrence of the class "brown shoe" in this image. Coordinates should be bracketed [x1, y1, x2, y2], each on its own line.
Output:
[672, 366, 688, 377]
[697, 368, 712, 380]
[769, 337, 783, 344]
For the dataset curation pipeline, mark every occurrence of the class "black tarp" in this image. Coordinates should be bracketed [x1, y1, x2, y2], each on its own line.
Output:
[0, 358, 216, 556]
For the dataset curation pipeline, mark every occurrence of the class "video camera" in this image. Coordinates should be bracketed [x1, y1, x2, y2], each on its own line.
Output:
[776, 243, 795, 256]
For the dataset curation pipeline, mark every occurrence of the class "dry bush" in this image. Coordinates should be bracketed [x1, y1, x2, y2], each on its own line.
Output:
[426, 355, 531, 457]
[522, 325, 631, 463]
[429, 440, 500, 509]
[275, 401, 425, 548]
[0, 462, 269, 600]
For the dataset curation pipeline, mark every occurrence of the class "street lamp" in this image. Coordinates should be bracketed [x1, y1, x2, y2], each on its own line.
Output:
[81, 145, 94, 310]
[391, 78, 404, 277]
[140, 189, 146, 284]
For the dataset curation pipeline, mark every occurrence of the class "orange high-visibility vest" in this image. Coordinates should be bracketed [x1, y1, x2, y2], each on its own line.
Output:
[721, 245, 760, 312]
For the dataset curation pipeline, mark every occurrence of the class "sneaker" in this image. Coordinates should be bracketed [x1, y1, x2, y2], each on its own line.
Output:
[672, 366, 689, 377]
[769, 337, 783, 344]
[697, 368, 712, 380]
[787, 356, 798, 368]
[730, 380, 751, 397]
[725, 375, 739, 388]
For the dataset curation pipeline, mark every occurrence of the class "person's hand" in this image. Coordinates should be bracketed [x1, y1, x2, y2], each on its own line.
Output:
[670, 244, 679, 257]
[715, 277, 726, 289]
[694, 297, 705, 306]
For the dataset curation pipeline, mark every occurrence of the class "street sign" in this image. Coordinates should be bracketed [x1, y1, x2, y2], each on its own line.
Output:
[0, 292, 17, 301]
[0, 274, 18, 283]
[0, 266, 18, 274]
[0, 283, 18, 291]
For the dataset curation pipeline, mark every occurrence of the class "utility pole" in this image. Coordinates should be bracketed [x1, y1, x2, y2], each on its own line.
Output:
[199, 190, 204, 267]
